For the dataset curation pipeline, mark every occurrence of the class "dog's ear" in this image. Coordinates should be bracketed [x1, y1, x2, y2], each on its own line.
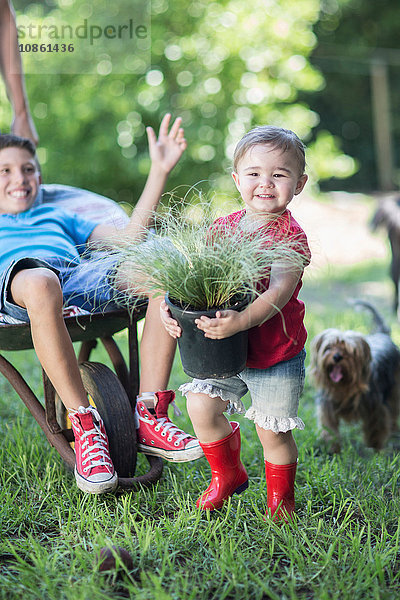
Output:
[349, 336, 371, 391]
[351, 336, 371, 363]
[310, 332, 326, 378]
[358, 337, 372, 385]
[310, 332, 324, 357]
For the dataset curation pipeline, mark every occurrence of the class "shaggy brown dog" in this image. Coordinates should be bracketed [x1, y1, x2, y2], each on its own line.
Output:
[310, 301, 400, 452]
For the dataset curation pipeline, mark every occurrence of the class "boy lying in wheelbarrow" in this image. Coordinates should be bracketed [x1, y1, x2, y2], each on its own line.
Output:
[0, 114, 203, 494]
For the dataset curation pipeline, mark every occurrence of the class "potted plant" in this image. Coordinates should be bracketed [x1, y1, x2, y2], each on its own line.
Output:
[108, 203, 306, 379]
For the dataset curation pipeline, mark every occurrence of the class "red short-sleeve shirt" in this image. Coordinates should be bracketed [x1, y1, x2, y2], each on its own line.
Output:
[214, 209, 311, 369]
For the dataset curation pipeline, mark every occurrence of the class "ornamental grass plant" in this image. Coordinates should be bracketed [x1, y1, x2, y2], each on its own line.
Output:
[106, 202, 308, 312]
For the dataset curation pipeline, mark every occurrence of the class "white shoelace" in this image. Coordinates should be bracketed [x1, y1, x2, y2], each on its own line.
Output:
[139, 413, 192, 444]
[80, 426, 113, 473]
[72, 407, 113, 473]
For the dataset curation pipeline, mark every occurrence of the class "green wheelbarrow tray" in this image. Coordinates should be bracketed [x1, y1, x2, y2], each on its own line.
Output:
[0, 301, 163, 491]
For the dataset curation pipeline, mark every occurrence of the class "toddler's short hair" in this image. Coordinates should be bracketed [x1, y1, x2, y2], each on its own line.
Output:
[233, 126, 306, 175]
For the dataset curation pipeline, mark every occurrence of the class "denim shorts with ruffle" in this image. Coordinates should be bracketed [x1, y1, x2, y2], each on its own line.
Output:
[179, 349, 306, 433]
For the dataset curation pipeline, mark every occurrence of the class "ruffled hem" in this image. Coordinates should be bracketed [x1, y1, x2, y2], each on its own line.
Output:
[245, 407, 305, 433]
[178, 382, 246, 415]
[179, 383, 305, 431]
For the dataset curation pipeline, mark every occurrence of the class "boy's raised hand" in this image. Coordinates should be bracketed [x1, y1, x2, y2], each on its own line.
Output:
[146, 113, 186, 174]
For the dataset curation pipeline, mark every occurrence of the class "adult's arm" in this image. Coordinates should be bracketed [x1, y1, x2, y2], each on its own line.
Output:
[0, 0, 39, 144]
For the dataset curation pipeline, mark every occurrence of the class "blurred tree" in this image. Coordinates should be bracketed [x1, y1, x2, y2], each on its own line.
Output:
[302, 0, 400, 192]
[0, 0, 357, 207]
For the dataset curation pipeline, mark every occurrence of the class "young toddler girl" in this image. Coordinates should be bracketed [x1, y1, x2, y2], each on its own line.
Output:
[161, 125, 310, 520]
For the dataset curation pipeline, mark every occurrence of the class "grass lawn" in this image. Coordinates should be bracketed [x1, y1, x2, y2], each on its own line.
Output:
[1, 256, 400, 599]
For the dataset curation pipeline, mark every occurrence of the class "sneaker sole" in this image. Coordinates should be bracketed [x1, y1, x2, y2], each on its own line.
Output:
[137, 443, 204, 462]
[74, 467, 118, 494]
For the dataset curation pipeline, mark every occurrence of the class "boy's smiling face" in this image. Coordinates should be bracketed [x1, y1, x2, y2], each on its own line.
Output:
[0, 146, 41, 215]
[232, 144, 307, 218]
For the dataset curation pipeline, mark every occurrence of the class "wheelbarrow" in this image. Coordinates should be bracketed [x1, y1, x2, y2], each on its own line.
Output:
[0, 184, 164, 490]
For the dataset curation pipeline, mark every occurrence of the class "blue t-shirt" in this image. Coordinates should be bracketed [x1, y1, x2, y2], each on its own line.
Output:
[0, 204, 97, 274]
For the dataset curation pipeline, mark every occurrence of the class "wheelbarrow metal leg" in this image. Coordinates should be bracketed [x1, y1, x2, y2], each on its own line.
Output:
[128, 320, 140, 407]
[78, 339, 97, 364]
[0, 354, 75, 469]
[118, 455, 163, 490]
[43, 369, 62, 434]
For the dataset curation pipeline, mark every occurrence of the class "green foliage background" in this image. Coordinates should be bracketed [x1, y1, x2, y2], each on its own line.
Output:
[0, 0, 359, 206]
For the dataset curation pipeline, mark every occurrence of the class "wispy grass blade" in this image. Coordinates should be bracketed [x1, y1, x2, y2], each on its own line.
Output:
[101, 201, 308, 311]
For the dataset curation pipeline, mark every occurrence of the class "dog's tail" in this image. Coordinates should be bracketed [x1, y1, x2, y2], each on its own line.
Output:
[350, 299, 390, 335]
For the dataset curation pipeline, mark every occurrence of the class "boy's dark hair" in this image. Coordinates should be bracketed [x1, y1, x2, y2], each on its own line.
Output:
[0, 133, 36, 156]
[233, 126, 306, 175]
[0, 134, 40, 172]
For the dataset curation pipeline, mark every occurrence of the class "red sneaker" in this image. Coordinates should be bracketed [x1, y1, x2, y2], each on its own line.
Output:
[136, 390, 203, 462]
[69, 405, 118, 494]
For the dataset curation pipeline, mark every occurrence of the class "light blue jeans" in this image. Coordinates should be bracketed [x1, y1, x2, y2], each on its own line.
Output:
[179, 349, 306, 433]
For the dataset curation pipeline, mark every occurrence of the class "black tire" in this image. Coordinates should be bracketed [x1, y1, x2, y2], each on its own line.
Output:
[77, 361, 137, 478]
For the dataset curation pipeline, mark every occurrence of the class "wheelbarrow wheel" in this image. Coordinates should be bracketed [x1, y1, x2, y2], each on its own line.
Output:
[56, 361, 137, 478]
[78, 361, 137, 478]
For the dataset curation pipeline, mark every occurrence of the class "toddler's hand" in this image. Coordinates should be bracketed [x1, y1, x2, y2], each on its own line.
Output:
[160, 299, 182, 338]
[195, 309, 243, 339]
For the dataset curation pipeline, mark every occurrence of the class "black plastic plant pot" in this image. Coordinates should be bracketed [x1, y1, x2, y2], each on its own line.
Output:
[165, 294, 249, 380]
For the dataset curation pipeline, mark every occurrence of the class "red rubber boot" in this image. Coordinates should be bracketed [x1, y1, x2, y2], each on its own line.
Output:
[196, 422, 248, 510]
[265, 460, 297, 522]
